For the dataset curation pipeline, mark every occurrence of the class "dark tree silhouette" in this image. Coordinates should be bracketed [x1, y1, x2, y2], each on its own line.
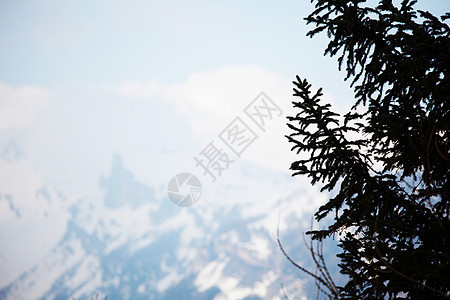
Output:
[286, 0, 449, 298]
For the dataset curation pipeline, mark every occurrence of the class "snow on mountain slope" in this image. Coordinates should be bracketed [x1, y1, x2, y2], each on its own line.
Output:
[0, 152, 70, 290]
[0, 150, 333, 300]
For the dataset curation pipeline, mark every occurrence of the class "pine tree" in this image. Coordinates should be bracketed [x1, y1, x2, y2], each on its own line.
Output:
[286, 0, 450, 298]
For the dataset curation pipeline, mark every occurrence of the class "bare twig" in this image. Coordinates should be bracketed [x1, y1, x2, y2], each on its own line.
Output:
[276, 213, 339, 299]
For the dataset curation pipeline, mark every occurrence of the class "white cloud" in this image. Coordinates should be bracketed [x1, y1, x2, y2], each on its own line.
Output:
[0, 82, 49, 131]
[134, 66, 292, 133]
[117, 80, 163, 99]
[118, 65, 299, 173]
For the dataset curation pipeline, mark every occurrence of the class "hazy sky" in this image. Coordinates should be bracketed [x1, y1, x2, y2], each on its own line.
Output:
[0, 0, 447, 194]
[1, 0, 448, 190]
[1, 0, 331, 86]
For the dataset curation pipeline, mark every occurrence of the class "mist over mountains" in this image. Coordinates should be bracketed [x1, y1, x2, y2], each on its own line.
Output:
[0, 146, 341, 299]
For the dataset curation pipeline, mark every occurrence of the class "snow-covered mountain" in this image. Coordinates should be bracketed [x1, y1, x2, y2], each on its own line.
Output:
[0, 142, 341, 299]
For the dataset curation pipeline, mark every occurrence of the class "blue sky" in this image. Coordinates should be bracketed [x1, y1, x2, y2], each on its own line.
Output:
[2, 0, 447, 86]
[0, 0, 345, 87]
